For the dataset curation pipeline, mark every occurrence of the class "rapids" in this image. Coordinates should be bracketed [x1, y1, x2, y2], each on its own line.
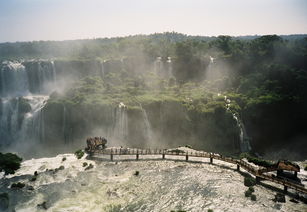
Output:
[1, 152, 306, 212]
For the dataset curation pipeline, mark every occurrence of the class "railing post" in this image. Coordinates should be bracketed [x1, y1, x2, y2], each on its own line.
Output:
[110, 154, 113, 161]
[186, 154, 189, 161]
[162, 150, 165, 159]
[136, 150, 139, 160]
[237, 164, 240, 171]
[210, 153, 213, 164]
[284, 186, 288, 194]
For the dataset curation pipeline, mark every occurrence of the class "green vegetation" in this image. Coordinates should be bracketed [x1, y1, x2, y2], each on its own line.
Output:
[208, 209, 214, 212]
[248, 186, 255, 192]
[2, 33, 306, 158]
[244, 177, 256, 187]
[0, 152, 22, 175]
[240, 153, 274, 167]
[245, 190, 252, 197]
[74, 150, 84, 159]
[304, 165, 307, 171]
[245, 186, 256, 201]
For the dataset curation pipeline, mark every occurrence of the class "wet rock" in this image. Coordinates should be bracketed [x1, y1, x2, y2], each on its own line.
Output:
[289, 198, 299, 203]
[274, 193, 286, 203]
[134, 171, 140, 176]
[37, 201, 48, 210]
[11, 182, 25, 189]
[83, 162, 88, 167]
[0, 193, 9, 210]
[273, 203, 282, 210]
[54, 165, 65, 173]
[27, 186, 34, 191]
[30, 176, 37, 182]
[85, 164, 94, 171]
[34, 171, 38, 176]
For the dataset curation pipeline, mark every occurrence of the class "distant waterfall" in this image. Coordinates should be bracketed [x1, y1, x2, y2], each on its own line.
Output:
[112, 102, 128, 143]
[154, 57, 163, 74]
[140, 105, 154, 143]
[51, 61, 57, 88]
[0, 61, 29, 97]
[100, 60, 105, 79]
[0, 99, 20, 144]
[166, 57, 173, 78]
[224, 95, 251, 152]
[62, 105, 68, 143]
[37, 61, 57, 94]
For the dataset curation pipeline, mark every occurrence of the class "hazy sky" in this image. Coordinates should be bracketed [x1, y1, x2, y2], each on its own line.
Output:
[0, 0, 306, 42]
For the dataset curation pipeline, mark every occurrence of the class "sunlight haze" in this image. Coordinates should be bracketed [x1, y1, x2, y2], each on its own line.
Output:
[0, 0, 306, 42]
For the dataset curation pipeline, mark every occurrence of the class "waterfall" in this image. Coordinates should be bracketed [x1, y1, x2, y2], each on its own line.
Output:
[0, 99, 20, 145]
[166, 57, 173, 78]
[154, 57, 163, 74]
[21, 95, 49, 143]
[0, 61, 29, 97]
[62, 105, 68, 143]
[37, 61, 56, 94]
[205, 56, 215, 81]
[140, 105, 154, 143]
[112, 102, 128, 143]
[51, 61, 57, 88]
[100, 60, 105, 79]
[224, 95, 251, 152]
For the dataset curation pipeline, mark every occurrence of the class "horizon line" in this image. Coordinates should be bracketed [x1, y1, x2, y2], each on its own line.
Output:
[1, 32, 307, 44]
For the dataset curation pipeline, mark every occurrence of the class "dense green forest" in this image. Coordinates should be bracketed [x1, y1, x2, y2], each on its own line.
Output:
[1, 32, 307, 158]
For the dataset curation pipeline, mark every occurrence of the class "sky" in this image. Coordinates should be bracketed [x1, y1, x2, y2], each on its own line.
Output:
[0, 0, 306, 42]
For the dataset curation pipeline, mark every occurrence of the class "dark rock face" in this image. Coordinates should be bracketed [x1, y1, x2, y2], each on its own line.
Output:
[274, 193, 286, 203]
[0, 193, 9, 210]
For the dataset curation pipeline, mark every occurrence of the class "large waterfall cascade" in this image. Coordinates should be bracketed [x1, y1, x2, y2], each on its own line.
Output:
[112, 102, 128, 144]
[0, 60, 56, 147]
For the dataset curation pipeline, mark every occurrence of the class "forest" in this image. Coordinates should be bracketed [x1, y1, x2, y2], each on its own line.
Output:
[1, 32, 307, 159]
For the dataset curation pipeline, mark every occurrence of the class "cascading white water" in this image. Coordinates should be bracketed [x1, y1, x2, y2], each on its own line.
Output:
[0, 60, 56, 149]
[0, 61, 29, 97]
[140, 105, 154, 143]
[51, 61, 57, 88]
[100, 60, 105, 78]
[223, 95, 251, 152]
[20, 96, 49, 143]
[154, 57, 163, 74]
[112, 102, 128, 144]
[205, 56, 215, 81]
[37, 61, 57, 94]
[0, 99, 20, 145]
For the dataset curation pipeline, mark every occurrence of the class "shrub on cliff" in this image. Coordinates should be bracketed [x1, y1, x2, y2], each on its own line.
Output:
[74, 149, 84, 159]
[244, 176, 256, 187]
[240, 153, 274, 167]
[0, 152, 22, 175]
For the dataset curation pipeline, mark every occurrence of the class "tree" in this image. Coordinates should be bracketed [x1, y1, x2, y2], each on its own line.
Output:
[0, 152, 22, 175]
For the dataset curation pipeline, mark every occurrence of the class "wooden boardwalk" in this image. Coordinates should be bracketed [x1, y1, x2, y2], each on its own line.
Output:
[88, 147, 307, 195]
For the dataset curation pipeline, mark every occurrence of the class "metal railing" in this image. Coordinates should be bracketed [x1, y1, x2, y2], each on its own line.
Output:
[88, 147, 307, 194]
